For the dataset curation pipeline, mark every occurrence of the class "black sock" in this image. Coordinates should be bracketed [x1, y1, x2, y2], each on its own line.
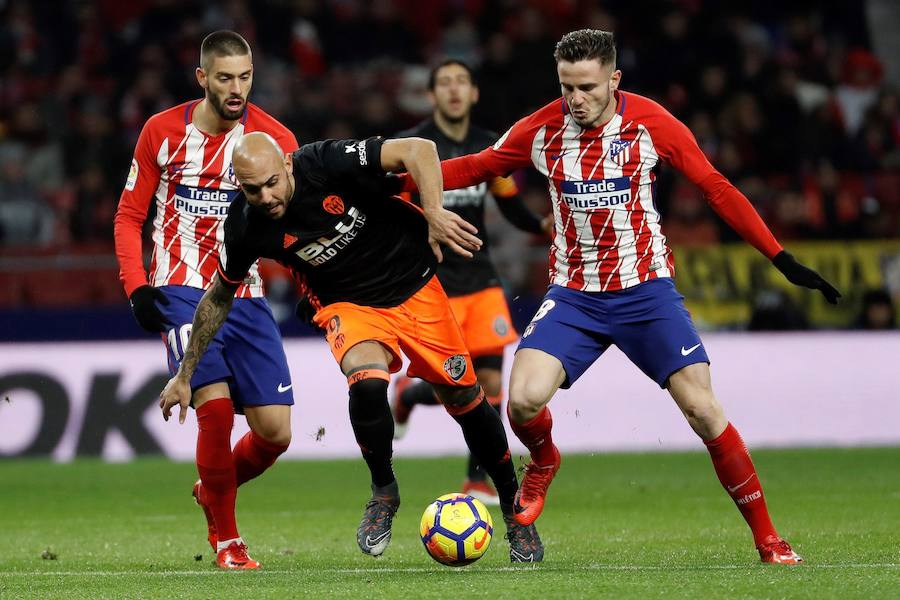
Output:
[348, 378, 395, 488]
[452, 398, 518, 505]
[401, 380, 440, 407]
[466, 402, 503, 480]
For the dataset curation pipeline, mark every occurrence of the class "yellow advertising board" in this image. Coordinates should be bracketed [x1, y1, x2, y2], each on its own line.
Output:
[671, 240, 900, 328]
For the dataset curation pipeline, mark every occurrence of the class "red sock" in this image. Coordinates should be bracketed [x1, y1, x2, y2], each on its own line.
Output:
[233, 431, 288, 487]
[196, 398, 239, 542]
[486, 393, 502, 408]
[704, 422, 778, 545]
[509, 406, 557, 466]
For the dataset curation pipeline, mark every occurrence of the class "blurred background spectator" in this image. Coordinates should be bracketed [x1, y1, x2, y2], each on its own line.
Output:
[854, 288, 896, 329]
[0, 0, 897, 337]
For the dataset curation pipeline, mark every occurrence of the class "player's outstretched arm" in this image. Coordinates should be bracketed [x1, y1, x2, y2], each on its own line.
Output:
[159, 274, 237, 423]
[382, 137, 482, 261]
[772, 251, 842, 304]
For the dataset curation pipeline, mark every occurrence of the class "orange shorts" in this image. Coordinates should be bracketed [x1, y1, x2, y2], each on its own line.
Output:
[313, 276, 477, 387]
[447, 286, 518, 358]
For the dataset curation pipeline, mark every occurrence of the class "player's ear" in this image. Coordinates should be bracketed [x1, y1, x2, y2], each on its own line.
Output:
[284, 153, 293, 174]
[196, 67, 208, 90]
[471, 85, 479, 104]
[609, 69, 622, 92]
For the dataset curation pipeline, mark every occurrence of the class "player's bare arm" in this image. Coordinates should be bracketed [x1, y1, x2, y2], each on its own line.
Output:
[381, 137, 481, 262]
[159, 274, 237, 423]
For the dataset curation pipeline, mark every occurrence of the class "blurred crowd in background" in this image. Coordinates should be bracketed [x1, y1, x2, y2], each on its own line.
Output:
[0, 0, 897, 331]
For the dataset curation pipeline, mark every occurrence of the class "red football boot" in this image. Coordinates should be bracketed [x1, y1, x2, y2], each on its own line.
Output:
[513, 444, 561, 526]
[192, 480, 217, 552]
[216, 541, 261, 570]
[757, 536, 804, 564]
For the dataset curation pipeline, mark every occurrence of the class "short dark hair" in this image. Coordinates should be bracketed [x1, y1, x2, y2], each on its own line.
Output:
[200, 30, 252, 71]
[554, 29, 616, 67]
[428, 59, 476, 90]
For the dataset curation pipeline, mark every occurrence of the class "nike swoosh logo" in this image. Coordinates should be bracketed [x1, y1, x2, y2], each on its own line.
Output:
[681, 343, 701, 356]
[726, 474, 756, 493]
[365, 531, 391, 548]
[474, 530, 489, 550]
[550, 151, 568, 160]
[277, 383, 292, 393]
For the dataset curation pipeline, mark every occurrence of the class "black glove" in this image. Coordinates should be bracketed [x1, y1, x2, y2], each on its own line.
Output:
[295, 295, 317, 326]
[772, 251, 842, 304]
[129, 285, 171, 332]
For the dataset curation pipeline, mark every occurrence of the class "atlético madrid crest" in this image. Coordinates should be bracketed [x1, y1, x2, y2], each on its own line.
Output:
[443, 354, 467, 381]
[609, 139, 631, 167]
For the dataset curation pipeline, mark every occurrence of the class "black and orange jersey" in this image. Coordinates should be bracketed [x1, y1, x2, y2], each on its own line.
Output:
[396, 119, 542, 296]
[219, 137, 436, 308]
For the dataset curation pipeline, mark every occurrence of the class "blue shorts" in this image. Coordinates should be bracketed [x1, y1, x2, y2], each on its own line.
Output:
[158, 285, 294, 413]
[517, 279, 709, 389]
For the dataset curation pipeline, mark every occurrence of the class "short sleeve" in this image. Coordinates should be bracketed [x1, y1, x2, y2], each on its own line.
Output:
[299, 137, 387, 186]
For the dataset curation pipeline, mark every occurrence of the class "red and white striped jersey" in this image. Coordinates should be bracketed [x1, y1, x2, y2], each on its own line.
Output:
[435, 90, 781, 292]
[115, 100, 298, 298]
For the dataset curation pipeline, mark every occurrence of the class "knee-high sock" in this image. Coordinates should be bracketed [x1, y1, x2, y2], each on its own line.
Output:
[467, 399, 503, 480]
[509, 406, 557, 466]
[196, 398, 239, 542]
[448, 392, 517, 506]
[348, 375, 396, 488]
[233, 431, 288, 487]
[704, 422, 778, 545]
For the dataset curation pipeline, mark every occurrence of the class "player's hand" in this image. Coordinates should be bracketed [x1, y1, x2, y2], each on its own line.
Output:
[129, 285, 171, 332]
[159, 374, 192, 424]
[772, 250, 842, 304]
[425, 208, 481, 262]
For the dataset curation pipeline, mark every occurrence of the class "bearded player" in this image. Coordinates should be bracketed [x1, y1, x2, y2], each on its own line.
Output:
[114, 31, 298, 569]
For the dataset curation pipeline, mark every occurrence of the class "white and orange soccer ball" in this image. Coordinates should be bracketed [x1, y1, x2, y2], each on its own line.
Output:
[419, 493, 493, 566]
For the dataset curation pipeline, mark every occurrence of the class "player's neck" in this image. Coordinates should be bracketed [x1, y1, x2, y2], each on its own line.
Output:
[434, 112, 469, 143]
[193, 99, 241, 136]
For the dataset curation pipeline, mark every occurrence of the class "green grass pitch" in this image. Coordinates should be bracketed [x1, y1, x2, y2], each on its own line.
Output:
[1, 448, 898, 599]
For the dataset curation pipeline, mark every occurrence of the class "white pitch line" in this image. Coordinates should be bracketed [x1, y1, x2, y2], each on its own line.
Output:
[1, 564, 898, 576]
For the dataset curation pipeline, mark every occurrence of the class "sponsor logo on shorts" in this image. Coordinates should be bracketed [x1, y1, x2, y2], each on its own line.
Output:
[443, 354, 467, 381]
[322, 195, 345, 215]
[493, 316, 509, 336]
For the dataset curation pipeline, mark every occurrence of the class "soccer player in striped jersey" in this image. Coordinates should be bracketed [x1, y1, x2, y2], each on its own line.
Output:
[114, 31, 298, 570]
[409, 29, 840, 564]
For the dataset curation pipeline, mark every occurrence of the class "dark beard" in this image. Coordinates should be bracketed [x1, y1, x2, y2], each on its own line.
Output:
[208, 90, 244, 121]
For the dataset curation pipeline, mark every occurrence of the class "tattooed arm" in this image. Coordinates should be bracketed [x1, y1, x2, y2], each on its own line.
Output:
[159, 275, 236, 424]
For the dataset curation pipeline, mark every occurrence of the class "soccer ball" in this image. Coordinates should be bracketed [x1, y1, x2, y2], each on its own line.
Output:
[419, 493, 493, 566]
